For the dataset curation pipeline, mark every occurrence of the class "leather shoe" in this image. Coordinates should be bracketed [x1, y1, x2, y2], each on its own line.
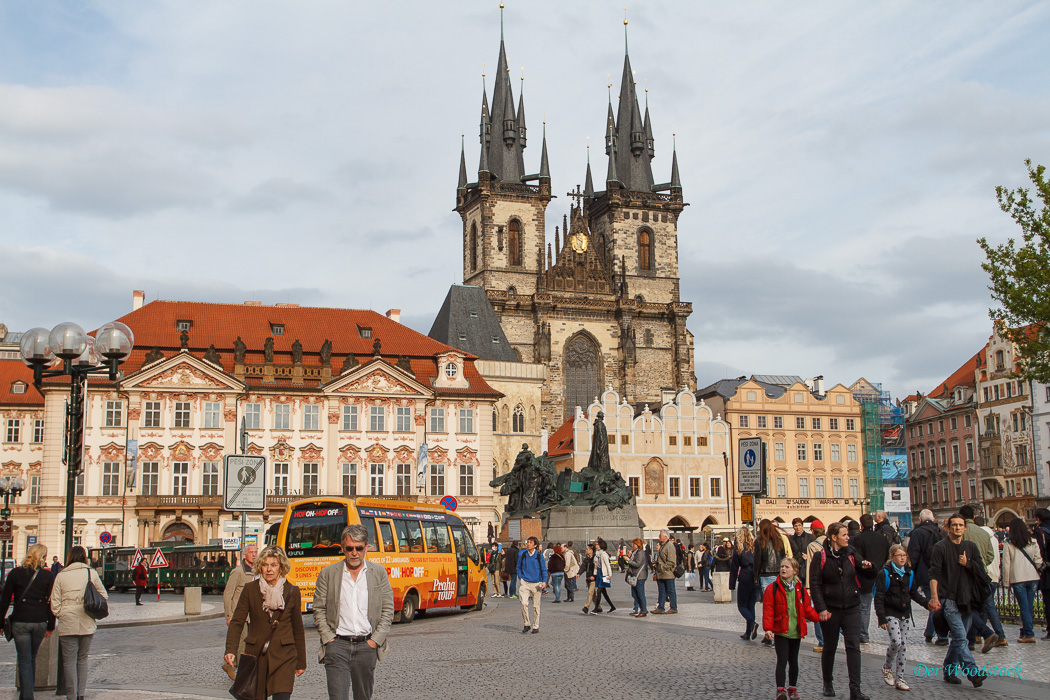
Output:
[969, 671, 984, 688]
[849, 692, 870, 700]
[981, 633, 998, 653]
[943, 673, 961, 685]
[822, 681, 835, 697]
[222, 662, 236, 681]
[522, 625, 530, 634]
[531, 627, 539, 634]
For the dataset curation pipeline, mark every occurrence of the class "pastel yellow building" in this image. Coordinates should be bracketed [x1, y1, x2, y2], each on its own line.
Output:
[697, 376, 866, 526]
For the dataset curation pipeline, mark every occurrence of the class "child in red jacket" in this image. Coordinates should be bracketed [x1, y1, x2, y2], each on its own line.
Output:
[764, 558, 820, 700]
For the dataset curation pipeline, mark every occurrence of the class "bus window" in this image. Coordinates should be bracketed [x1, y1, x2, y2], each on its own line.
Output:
[378, 521, 396, 553]
[449, 523, 479, 566]
[264, 522, 281, 548]
[359, 517, 378, 551]
[285, 503, 348, 559]
[394, 519, 424, 553]
[421, 522, 452, 553]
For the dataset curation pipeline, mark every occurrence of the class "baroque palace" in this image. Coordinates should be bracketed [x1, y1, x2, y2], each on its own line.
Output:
[0, 297, 505, 560]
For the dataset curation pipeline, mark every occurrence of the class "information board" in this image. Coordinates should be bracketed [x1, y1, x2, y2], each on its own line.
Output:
[738, 437, 765, 494]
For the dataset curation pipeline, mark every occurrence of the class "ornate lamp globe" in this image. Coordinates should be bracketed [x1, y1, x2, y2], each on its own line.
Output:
[95, 321, 134, 361]
[18, 327, 54, 366]
[48, 322, 88, 361]
[73, 336, 98, 368]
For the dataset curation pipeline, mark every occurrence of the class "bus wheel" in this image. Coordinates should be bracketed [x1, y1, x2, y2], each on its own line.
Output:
[466, 584, 485, 611]
[400, 592, 418, 624]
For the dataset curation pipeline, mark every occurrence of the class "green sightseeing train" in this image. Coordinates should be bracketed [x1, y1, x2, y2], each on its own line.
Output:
[87, 544, 237, 593]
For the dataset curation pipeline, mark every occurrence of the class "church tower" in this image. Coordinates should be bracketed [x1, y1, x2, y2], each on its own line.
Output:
[454, 15, 694, 430]
[456, 20, 552, 299]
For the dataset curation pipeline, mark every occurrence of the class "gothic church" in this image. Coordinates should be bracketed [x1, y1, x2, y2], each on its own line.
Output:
[454, 20, 696, 430]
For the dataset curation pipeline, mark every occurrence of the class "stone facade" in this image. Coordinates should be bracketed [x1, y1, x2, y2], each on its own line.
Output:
[906, 394, 981, 525]
[0, 363, 44, 563]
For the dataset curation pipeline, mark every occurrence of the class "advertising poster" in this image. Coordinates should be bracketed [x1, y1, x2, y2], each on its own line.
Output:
[125, 439, 138, 488]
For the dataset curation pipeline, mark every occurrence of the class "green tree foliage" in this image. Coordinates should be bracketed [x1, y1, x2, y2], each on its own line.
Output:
[978, 159, 1050, 382]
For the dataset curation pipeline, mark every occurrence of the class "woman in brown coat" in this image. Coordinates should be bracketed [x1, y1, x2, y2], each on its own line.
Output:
[224, 546, 306, 700]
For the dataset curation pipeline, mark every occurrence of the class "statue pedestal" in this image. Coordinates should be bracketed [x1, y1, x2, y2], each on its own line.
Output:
[543, 504, 643, 545]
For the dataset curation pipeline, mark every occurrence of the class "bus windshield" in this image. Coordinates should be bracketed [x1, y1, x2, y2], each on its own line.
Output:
[285, 503, 348, 559]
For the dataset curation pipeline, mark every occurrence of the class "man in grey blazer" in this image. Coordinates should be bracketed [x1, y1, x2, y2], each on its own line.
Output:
[313, 524, 395, 700]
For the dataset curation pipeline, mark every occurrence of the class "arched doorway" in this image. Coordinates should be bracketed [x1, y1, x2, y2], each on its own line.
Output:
[993, 509, 1019, 529]
[668, 516, 691, 529]
[563, 333, 602, 417]
[162, 521, 194, 543]
[701, 516, 719, 528]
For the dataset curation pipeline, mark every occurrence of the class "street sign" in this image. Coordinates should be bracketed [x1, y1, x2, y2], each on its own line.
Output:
[741, 494, 753, 523]
[99, 531, 112, 545]
[440, 495, 458, 511]
[132, 549, 144, 567]
[149, 549, 169, 568]
[223, 455, 267, 511]
[222, 537, 241, 550]
[0, 520, 12, 541]
[737, 437, 765, 494]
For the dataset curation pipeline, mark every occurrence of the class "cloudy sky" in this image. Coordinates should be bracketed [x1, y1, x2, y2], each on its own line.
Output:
[2, 1, 1048, 400]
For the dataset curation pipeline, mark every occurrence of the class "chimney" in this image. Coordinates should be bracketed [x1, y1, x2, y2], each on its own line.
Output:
[132, 290, 145, 311]
[661, 387, 676, 405]
[810, 375, 825, 396]
[386, 309, 401, 323]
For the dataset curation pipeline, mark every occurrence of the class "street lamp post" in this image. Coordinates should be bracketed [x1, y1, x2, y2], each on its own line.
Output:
[19, 322, 134, 557]
[0, 476, 26, 585]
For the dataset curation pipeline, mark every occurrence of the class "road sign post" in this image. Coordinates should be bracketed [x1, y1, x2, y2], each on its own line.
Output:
[737, 437, 765, 494]
[224, 454, 267, 551]
[440, 495, 458, 511]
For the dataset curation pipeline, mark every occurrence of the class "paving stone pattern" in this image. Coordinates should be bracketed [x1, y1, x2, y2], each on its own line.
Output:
[0, 588, 1046, 699]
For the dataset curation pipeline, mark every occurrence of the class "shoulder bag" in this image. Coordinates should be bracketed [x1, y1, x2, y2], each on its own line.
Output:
[230, 603, 286, 700]
[83, 569, 109, 620]
[4, 568, 41, 642]
[1016, 544, 1048, 576]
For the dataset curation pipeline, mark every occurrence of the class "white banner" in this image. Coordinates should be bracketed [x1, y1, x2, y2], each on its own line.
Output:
[883, 485, 911, 513]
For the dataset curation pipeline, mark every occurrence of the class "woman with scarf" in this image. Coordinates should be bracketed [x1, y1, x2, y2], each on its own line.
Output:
[224, 546, 306, 700]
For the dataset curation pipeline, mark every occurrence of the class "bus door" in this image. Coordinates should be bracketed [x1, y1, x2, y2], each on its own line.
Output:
[448, 521, 474, 602]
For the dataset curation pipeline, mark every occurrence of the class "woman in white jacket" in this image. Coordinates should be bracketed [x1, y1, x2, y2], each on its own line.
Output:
[592, 538, 616, 613]
[50, 546, 108, 700]
[1002, 517, 1043, 643]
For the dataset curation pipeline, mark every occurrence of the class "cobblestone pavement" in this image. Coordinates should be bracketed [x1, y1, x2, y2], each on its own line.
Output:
[0, 586, 1046, 699]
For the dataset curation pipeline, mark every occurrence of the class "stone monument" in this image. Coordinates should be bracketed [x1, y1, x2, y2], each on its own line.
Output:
[490, 411, 642, 544]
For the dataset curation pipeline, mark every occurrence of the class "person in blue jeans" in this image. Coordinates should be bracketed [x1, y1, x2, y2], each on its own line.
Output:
[929, 514, 987, 687]
[548, 545, 566, 603]
[0, 544, 55, 700]
[1002, 516, 1043, 642]
[653, 530, 678, 613]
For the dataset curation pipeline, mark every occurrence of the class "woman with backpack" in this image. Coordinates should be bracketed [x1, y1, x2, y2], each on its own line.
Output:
[50, 546, 108, 700]
[763, 558, 819, 700]
[1002, 516, 1044, 643]
[874, 544, 928, 691]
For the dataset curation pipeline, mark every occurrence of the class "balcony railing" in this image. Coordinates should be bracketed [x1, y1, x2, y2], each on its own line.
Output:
[136, 495, 224, 508]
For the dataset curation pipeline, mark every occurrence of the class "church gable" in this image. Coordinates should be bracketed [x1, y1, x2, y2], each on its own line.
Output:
[546, 206, 613, 295]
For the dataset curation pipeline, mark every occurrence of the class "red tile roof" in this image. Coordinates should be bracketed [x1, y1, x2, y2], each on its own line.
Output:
[0, 361, 44, 407]
[929, 348, 985, 399]
[547, 417, 575, 456]
[42, 300, 500, 398]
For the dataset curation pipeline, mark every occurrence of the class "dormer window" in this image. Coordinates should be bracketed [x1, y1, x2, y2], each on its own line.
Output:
[444, 362, 458, 379]
[469, 311, 478, 318]
[491, 336, 500, 344]
[270, 324, 284, 336]
[458, 333, 467, 342]
[176, 320, 192, 332]
[358, 326, 372, 339]
[11, 382, 26, 395]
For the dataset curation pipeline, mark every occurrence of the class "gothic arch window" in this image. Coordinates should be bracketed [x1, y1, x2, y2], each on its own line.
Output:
[508, 219, 522, 267]
[564, 333, 602, 417]
[492, 408, 498, 433]
[644, 329, 653, 346]
[512, 405, 525, 433]
[470, 222, 478, 272]
[638, 229, 654, 271]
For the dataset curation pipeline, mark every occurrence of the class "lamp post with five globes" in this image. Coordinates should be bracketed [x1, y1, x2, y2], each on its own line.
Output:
[18, 322, 134, 557]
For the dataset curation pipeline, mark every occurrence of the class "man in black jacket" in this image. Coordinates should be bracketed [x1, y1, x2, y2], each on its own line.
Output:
[1033, 508, 1050, 639]
[929, 514, 987, 687]
[907, 509, 946, 643]
[852, 514, 887, 644]
[788, 517, 814, 586]
[810, 522, 869, 700]
[874, 510, 901, 545]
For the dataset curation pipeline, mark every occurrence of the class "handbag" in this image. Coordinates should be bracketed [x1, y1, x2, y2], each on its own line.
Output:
[4, 568, 41, 642]
[625, 573, 638, 587]
[230, 604, 286, 700]
[83, 569, 109, 620]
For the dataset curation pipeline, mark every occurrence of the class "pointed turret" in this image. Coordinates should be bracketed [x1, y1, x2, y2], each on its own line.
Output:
[604, 22, 655, 193]
[644, 99, 654, 157]
[482, 34, 526, 183]
[478, 86, 491, 175]
[670, 141, 681, 192]
[539, 124, 550, 181]
[584, 158, 594, 198]
[458, 136, 468, 190]
[517, 88, 527, 149]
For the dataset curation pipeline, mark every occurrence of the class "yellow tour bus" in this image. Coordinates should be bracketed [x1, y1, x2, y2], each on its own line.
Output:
[273, 497, 486, 623]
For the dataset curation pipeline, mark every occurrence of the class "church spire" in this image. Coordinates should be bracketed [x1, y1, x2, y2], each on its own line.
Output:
[584, 145, 594, 198]
[458, 135, 468, 190]
[670, 134, 681, 192]
[482, 22, 526, 183]
[605, 17, 655, 194]
[539, 122, 550, 180]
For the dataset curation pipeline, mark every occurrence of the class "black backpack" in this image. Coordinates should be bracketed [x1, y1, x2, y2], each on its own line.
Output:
[673, 544, 685, 578]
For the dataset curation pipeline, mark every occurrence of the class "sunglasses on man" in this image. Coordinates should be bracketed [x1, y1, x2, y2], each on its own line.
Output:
[343, 545, 366, 553]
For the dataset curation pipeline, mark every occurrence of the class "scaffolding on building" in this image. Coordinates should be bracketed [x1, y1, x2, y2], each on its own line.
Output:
[853, 382, 911, 528]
